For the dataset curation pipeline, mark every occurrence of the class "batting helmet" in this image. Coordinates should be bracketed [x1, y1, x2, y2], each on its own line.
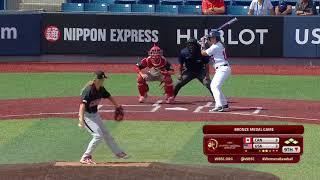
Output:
[207, 29, 221, 38]
[206, 29, 221, 42]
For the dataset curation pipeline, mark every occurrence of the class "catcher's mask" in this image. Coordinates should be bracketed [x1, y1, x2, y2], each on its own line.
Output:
[148, 44, 163, 65]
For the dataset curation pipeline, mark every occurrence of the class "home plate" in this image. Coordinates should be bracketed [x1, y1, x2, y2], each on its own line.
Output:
[165, 107, 189, 111]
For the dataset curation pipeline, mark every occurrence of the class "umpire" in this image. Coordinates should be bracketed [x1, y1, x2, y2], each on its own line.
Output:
[174, 38, 213, 97]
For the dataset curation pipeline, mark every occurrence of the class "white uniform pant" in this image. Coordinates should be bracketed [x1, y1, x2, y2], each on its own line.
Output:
[82, 112, 123, 158]
[210, 65, 231, 108]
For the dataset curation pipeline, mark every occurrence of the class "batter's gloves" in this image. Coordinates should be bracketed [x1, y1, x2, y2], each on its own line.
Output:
[114, 105, 124, 121]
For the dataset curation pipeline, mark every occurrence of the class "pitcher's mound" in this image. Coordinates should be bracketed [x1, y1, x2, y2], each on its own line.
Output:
[0, 162, 279, 180]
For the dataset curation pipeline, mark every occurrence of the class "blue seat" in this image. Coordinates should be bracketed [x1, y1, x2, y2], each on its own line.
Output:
[131, 4, 155, 12]
[234, 0, 251, 6]
[84, 3, 109, 11]
[137, 0, 160, 4]
[109, 4, 132, 12]
[115, 0, 137, 4]
[285, 0, 297, 6]
[156, 5, 179, 13]
[227, 5, 249, 15]
[184, 0, 202, 5]
[61, 3, 84, 12]
[161, 0, 184, 5]
[92, 0, 116, 4]
[67, 0, 89, 3]
[178, 5, 202, 14]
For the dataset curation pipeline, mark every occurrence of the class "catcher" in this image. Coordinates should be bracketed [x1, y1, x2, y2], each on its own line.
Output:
[136, 44, 175, 103]
[78, 70, 128, 164]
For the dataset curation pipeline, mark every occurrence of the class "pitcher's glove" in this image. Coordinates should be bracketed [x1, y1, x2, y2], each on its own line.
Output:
[114, 106, 124, 121]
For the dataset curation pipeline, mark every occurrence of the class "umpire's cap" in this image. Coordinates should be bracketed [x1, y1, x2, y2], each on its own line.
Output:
[95, 70, 108, 79]
[207, 29, 221, 38]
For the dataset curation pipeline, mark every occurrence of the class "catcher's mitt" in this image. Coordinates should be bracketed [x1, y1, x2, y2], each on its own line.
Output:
[114, 106, 124, 121]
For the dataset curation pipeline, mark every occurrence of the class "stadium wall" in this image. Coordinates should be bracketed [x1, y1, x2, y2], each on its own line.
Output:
[0, 13, 320, 57]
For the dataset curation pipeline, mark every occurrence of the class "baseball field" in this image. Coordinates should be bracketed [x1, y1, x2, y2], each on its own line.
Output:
[0, 62, 320, 180]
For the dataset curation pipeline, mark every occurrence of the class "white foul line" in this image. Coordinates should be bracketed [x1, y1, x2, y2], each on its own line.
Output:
[253, 107, 263, 114]
[193, 102, 213, 113]
[198, 111, 320, 122]
[150, 100, 162, 112]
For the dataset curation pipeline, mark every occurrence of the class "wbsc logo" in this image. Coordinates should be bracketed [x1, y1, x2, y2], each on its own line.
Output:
[44, 26, 61, 42]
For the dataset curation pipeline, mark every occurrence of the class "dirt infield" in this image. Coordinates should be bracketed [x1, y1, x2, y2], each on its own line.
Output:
[0, 96, 319, 124]
[1, 62, 320, 75]
[0, 162, 279, 180]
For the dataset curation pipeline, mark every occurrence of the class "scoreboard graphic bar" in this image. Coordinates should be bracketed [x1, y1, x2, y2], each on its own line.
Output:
[203, 125, 304, 163]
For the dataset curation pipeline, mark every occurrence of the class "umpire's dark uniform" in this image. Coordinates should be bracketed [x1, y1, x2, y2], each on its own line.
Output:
[174, 38, 213, 97]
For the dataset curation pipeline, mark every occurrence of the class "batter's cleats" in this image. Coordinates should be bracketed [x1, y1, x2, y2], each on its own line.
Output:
[116, 152, 130, 159]
[223, 104, 229, 109]
[138, 94, 148, 103]
[80, 155, 96, 165]
[209, 106, 225, 112]
[166, 96, 175, 104]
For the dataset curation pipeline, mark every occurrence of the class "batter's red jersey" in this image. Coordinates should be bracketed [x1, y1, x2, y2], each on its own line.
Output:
[136, 56, 172, 71]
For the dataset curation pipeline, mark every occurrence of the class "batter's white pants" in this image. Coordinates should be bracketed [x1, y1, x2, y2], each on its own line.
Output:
[82, 112, 123, 159]
[210, 66, 231, 108]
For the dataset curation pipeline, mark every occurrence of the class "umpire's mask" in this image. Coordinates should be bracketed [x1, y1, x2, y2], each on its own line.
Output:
[186, 38, 201, 58]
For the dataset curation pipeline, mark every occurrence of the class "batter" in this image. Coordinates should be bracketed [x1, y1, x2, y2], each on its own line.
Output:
[200, 29, 231, 112]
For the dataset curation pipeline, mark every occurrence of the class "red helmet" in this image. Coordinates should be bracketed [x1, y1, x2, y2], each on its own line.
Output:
[148, 44, 163, 65]
[148, 44, 163, 57]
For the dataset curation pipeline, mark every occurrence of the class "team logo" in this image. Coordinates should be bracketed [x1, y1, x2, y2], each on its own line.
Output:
[207, 138, 218, 151]
[44, 26, 61, 42]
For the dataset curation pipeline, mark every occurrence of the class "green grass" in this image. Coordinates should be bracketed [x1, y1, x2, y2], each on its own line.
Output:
[0, 73, 320, 100]
[1, 72, 320, 180]
[0, 118, 319, 180]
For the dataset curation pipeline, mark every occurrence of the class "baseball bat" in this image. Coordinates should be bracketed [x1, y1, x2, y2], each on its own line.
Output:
[199, 17, 238, 41]
[216, 17, 238, 31]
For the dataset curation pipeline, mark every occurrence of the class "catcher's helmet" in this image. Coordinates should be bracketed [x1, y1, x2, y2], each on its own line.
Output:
[148, 44, 163, 57]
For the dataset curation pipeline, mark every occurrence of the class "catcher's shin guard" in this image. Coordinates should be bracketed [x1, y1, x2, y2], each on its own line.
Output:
[163, 75, 174, 97]
[137, 75, 149, 96]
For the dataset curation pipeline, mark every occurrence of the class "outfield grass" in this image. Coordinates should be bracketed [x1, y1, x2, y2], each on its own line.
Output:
[0, 72, 320, 180]
[0, 119, 319, 180]
[0, 73, 320, 100]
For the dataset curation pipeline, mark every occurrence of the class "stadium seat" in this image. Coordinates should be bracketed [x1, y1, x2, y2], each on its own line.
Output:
[61, 3, 84, 12]
[161, 0, 184, 5]
[178, 5, 202, 14]
[115, 0, 137, 4]
[156, 4, 179, 13]
[137, 0, 160, 4]
[109, 4, 132, 12]
[271, 0, 279, 6]
[184, 0, 202, 5]
[131, 4, 155, 13]
[227, 5, 249, 15]
[68, 0, 90, 3]
[84, 3, 109, 11]
[234, 0, 251, 6]
[92, 0, 116, 4]
[285, 0, 297, 6]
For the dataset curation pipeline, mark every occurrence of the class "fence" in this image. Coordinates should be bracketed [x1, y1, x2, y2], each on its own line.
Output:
[0, 13, 319, 57]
